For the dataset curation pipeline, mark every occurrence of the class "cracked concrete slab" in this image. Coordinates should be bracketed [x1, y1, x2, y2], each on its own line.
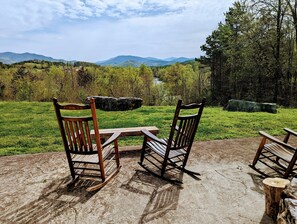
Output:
[0, 137, 286, 224]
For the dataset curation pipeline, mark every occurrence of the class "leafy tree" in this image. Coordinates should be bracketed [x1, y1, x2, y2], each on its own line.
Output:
[77, 66, 93, 87]
[0, 67, 14, 100]
[286, 0, 297, 48]
[139, 64, 154, 105]
[201, 0, 297, 106]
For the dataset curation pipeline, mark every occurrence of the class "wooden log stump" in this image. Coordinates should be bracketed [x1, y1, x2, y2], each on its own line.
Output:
[263, 178, 290, 220]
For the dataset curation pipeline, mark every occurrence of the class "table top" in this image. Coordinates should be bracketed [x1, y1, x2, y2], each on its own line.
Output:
[90, 126, 159, 138]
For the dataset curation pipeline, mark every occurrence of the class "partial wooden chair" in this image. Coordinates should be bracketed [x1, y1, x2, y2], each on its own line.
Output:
[139, 98, 206, 182]
[53, 98, 121, 191]
[249, 128, 297, 178]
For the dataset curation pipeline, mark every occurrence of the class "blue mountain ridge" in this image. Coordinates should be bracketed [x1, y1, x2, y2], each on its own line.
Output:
[95, 55, 193, 66]
[0, 52, 66, 64]
[0, 52, 194, 66]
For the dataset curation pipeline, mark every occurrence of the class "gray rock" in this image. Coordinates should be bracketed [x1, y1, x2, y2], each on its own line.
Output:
[225, 99, 277, 113]
[87, 96, 142, 111]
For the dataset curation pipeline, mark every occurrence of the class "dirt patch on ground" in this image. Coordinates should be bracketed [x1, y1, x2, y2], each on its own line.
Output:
[1, 136, 290, 223]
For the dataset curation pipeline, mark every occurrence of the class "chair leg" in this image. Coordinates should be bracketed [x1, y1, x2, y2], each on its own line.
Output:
[67, 176, 80, 191]
[86, 165, 121, 192]
[161, 160, 167, 177]
[65, 152, 76, 179]
[182, 154, 190, 169]
[169, 160, 201, 179]
[114, 140, 120, 168]
[138, 161, 182, 184]
[140, 137, 147, 165]
[250, 137, 267, 167]
[179, 167, 200, 176]
[248, 164, 269, 177]
[284, 155, 297, 178]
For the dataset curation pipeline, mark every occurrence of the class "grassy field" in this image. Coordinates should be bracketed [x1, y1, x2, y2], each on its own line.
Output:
[1, 101, 297, 156]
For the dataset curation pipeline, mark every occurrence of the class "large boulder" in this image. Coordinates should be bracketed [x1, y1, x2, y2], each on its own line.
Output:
[225, 99, 277, 113]
[87, 96, 142, 111]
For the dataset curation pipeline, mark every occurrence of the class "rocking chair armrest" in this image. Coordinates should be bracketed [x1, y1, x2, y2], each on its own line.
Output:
[259, 131, 296, 151]
[284, 128, 297, 137]
[141, 129, 166, 145]
[102, 131, 121, 148]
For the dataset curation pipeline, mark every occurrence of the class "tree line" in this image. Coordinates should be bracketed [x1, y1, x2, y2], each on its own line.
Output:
[2, 0, 296, 107]
[0, 60, 209, 105]
[201, 0, 297, 106]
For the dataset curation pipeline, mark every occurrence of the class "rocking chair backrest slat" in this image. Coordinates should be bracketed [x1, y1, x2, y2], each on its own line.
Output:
[63, 116, 94, 153]
[53, 98, 102, 155]
[169, 99, 205, 151]
[173, 115, 199, 149]
[174, 119, 184, 147]
[85, 121, 93, 151]
[78, 121, 86, 150]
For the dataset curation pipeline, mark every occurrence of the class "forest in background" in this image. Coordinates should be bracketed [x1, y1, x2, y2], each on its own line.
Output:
[0, 60, 210, 105]
[201, 0, 297, 106]
[1, 0, 297, 106]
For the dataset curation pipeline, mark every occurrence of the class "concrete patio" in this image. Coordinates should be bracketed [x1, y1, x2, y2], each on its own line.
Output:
[0, 137, 282, 223]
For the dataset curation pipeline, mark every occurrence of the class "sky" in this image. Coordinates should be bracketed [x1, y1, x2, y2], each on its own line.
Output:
[0, 0, 235, 62]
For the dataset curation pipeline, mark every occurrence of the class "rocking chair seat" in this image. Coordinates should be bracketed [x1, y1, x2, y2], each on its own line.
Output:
[71, 137, 118, 163]
[263, 143, 295, 163]
[142, 129, 187, 159]
[146, 138, 187, 159]
[250, 128, 297, 178]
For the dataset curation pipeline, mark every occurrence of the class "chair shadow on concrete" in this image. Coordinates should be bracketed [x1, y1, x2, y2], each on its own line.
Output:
[0, 176, 98, 224]
[248, 169, 280, 195]
[259, 213, 274, 224]
[121, 170, 183, 224]
[248, 172, 265, 195]
[248, 173, 274, 223]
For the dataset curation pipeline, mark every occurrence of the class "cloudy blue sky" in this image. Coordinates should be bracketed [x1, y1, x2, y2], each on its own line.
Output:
[0, 0, 235, 62]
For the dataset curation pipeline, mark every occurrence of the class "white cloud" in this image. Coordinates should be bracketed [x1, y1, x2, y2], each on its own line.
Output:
[0, 0, 230, 35]
[0, 0, 235, 60]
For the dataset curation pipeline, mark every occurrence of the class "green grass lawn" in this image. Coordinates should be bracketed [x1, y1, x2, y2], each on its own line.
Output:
[1, 101, 297, 156]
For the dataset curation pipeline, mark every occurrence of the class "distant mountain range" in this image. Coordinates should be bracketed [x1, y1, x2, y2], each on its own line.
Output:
[0, 52, 66, 64]
[96, 55, 193, 67]
[0, 52, 194, 67]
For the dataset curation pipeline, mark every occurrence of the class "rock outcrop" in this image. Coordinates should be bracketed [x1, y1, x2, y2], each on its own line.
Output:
[225, 99, 277, 113]
[87, 96, 142, 111]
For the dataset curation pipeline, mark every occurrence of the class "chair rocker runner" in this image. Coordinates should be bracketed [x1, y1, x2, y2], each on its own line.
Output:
[139, 98, 206, 183]
[53, 98, 121, 191]
[249, 128, 297, 178]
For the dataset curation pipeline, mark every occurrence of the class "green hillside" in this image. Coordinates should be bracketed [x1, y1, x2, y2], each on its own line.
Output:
[1, 101, 297, 156]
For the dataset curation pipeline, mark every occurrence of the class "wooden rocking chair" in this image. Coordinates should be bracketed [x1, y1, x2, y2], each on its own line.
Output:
[249, 128, 297, 178]
[53, 98, 121, 191]
[139, 98, 206, 183]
